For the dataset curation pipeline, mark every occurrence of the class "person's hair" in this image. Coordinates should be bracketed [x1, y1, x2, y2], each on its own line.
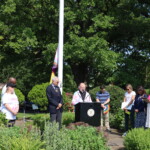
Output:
[126, 84, 133, 91]
[79, 83, 86, 87]
[52, 76, 59, 82]
[100, 85, 105, 89]
[8, 77, 16, 84]
[136, 86, 146, 95]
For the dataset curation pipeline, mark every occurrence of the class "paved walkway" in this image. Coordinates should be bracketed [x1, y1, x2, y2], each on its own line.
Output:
[106, 129, 124, 150]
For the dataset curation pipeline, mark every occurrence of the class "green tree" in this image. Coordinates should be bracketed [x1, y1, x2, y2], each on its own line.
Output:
[0, 0, 149, 95]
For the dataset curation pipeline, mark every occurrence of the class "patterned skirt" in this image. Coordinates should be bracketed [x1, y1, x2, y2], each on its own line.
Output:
[135, 111, 146, 128]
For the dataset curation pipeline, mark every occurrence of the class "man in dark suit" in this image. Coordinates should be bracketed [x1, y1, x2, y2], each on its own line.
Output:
[46, 76, 63, 128]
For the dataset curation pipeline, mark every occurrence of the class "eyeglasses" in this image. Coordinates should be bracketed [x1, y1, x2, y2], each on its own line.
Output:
[126, 89, 130, 91]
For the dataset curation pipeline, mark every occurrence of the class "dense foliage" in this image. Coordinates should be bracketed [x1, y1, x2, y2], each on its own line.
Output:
[0, 126, 43, 150]
[124, 128, 150, 150]
[109, 109, 124, 130]
[146, 89, 150, 95]
[28, 82, 49, 111]
[15, 88, 25, 104]
[44, 122, 109, 150]
[32, 112, 74, 131]
[0, 0, 149, 96]
[0, 113, 8, 126]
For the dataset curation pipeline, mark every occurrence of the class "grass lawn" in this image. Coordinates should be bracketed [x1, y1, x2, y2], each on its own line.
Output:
[17, 112, 47, 120]
[17, 112, 75, 121]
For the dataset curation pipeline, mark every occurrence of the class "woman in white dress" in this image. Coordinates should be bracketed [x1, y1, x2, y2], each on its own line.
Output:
[1, 83, 19, 127]
[145, 95, 150, 128]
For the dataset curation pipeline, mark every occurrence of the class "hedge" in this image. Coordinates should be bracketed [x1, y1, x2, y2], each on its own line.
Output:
[124, 128, 150, 150]
[28, 82, 49, 111]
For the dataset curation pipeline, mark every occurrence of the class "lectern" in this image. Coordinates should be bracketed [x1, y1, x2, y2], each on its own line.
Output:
[75, 102, 101, 126]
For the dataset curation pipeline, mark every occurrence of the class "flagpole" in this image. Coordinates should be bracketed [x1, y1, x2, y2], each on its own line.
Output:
[58, 0, 64, 93]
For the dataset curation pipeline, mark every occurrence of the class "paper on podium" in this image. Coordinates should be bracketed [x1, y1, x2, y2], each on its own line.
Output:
[121, 102, 132, 110]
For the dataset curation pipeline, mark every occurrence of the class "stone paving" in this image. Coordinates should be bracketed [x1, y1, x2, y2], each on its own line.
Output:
[106, 129, 125, 150]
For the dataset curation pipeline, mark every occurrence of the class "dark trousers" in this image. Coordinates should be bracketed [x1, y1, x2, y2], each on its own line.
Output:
[50, 109, 62, 129]
[125, 107, 135, 132]
[7, 120, 16, 127]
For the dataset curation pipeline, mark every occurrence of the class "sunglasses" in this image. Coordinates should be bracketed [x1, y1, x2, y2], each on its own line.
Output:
[126, 89, 130, 91]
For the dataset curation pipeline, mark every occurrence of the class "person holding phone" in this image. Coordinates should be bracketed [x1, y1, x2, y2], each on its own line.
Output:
[134, 86, 147, 128]
[122, 84, 136, 136]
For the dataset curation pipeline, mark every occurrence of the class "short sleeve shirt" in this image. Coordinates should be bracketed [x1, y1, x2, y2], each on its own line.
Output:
[1, 93, 19, 120]
[96, 91, 110, 104]
[125, 91, 136, 104]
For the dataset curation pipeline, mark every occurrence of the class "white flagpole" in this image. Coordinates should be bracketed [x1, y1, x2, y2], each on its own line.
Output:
[58, 0, 64, 93]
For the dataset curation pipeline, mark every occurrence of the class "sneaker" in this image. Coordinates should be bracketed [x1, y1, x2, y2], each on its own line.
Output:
[122, 132, 127, 137]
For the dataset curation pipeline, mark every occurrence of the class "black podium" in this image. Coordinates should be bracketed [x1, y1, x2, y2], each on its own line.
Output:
[75, 102, 101, 126]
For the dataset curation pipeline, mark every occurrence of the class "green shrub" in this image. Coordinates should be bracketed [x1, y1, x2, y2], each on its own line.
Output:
[15, 88, 25, 104]
[32, 112, 74, 131]
[43, 122, 109, 150]
[62, 112, 75, 126]
[109, 109, 124, 130]
[89, 85, 125, 113]
[28, 82, 49, 111]
[32, 113, 50, 131]
[0, 126, 43, 150]
[0, 113, 8, 126]
[63, 92, 74, 112]
[124, 128, 150, 150]
[44, 122, 72, 150]
[146, 89, 150, 95]
[6, 136, 44, 150]
[67, 126, 109, 150]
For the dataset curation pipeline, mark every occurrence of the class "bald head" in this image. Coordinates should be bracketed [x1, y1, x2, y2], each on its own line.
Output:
[79, 83, 86, 92]
[52, 76, 59, 86]
[8, 77, 16, 84]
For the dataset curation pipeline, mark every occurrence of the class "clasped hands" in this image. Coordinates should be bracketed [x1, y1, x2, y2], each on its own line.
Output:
[12, 110, 18, 115]
[96, 99, 106, 109]
[56, 103, 62, 109]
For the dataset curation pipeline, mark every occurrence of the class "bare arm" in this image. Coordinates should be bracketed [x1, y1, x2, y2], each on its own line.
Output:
[4, 104, 16, 115]
[96, 99, 100, 102]
[103, 98, 110, 105]
[123, 97, 126, 102]
[125, 95, 135, 108]
[15, 104, 19, 113]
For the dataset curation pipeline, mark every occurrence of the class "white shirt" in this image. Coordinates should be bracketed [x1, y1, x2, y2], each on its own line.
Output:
[125, 91, 136, 105]
[1, 93, 19, 120]
[72, 91, 92, 105]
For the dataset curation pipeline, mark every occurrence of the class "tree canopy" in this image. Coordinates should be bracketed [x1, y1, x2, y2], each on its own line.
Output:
[0, 0, 150, 95]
